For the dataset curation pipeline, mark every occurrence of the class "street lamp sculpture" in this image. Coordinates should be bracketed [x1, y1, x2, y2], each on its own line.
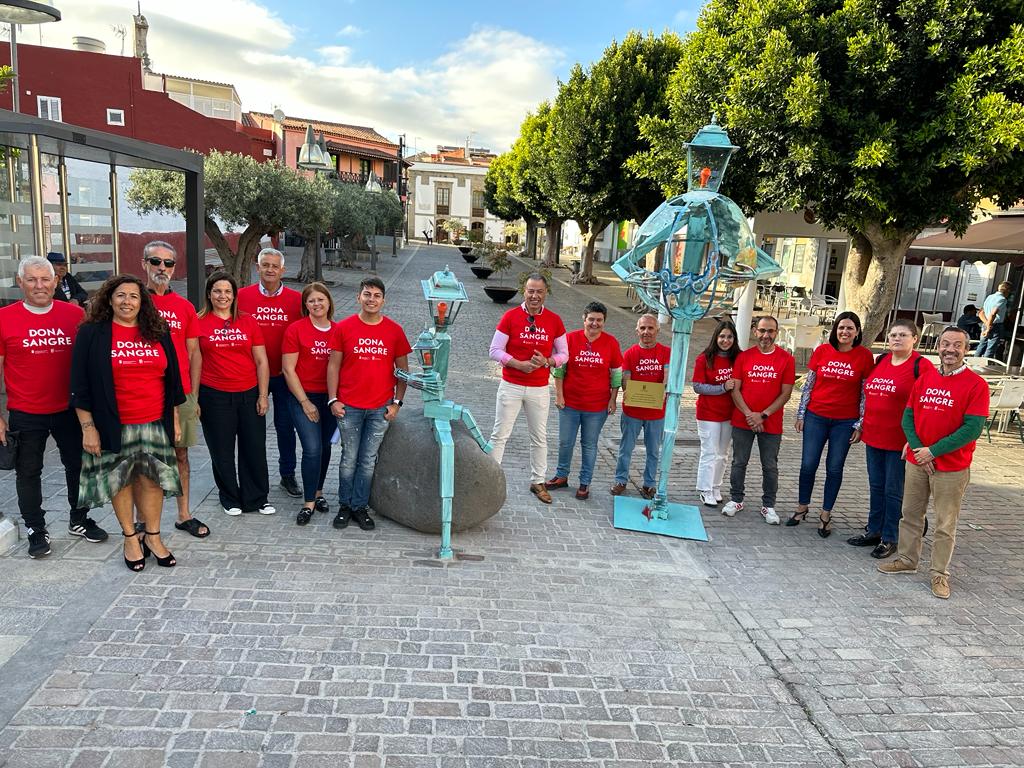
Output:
[610, 117, 782, 540]
[298, 125, 334, 282]
[395, 267, 492, 560]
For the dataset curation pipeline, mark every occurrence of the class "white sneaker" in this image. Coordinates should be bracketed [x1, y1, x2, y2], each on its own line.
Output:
[223, 506, 242, 516]
[699, 490, 718, 507]
[722, 501, 743, 517]
[761, 506, 780, 525]
[258, 504, 277, 515]
[714, 488, 723, 502]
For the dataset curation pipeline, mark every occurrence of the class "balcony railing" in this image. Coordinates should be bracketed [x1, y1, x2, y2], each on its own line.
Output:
[436, 204, 450, 215]
[472, 207, 485, 218]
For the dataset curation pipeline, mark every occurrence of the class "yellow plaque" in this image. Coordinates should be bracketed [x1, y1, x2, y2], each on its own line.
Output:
[623, 378, 666, 409]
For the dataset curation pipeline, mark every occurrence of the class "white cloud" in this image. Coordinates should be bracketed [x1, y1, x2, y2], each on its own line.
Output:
[41, 2, 562, 152]
[336, 24, 364, 37]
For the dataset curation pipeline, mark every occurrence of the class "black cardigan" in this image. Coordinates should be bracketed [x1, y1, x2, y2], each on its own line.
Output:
[70, 322, 185, 453]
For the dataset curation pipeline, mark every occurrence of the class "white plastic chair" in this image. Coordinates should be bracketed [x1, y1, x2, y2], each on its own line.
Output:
[986, 379, 1024, 442]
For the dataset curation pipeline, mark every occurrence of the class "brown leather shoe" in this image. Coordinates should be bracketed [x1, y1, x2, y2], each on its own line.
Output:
[641, 486, 656, 499]
[931, 574, 950, 599]
[575, 485, 589, 500]
[609, 483, 626, 496]
[529, 484, 552, 504]
[544, 476, 568, 491]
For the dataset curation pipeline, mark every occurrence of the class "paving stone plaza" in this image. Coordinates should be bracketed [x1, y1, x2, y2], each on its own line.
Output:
[1, 243, 1022, 767]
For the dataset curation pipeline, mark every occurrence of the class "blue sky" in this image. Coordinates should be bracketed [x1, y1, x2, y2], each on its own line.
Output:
[49, 0, 705, 152]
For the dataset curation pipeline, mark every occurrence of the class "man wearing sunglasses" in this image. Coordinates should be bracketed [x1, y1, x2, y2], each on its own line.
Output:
[142, 241, 209, 539]
[488, 273, 568, 503]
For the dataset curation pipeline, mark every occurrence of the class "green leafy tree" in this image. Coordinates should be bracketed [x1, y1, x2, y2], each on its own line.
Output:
[551, 31, 684, 283]
[483, 151, 539, 257]
[513, 103, 569, 267]
[289, 173, 336, 283]
[126, 151, 326, 285]
[630, 0, 1024, 342]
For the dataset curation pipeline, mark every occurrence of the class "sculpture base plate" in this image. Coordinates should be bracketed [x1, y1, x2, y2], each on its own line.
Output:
[612, 496, 708, 542]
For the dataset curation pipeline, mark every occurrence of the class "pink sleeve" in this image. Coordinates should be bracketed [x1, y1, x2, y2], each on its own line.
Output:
[551, 334, 569, 367]
[489, 329, 512, 366]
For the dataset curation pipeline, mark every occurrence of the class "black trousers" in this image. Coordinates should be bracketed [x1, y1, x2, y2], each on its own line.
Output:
[8, 408, 88, 531]
[198, 385, 269, 512]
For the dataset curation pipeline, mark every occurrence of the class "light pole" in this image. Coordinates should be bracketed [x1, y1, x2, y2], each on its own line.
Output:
[364, 169, 382, 272]
[0, 1, 62, 113]
[297, 124, 334, 282]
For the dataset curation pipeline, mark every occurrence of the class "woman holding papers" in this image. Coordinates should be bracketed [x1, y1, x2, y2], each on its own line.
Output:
[692, 320, 739, 507]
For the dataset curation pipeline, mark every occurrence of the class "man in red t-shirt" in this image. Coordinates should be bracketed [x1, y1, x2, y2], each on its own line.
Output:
[142, 242, 210, 539]
[237, 248, 303, 499]
[879, 327, 990, 599]
[487, 274, 569, 503]
[611, 313, 670, 499]
[0, 256, 107, 557]
[326, 277, 410, 531]
[725, 316, 796, 525]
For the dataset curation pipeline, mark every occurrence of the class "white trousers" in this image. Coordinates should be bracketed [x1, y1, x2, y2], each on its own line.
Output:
[489, 379, 551, 485]
[695, 419, 732, 492]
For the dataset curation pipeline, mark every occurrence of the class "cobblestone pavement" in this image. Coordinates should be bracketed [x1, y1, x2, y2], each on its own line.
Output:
[0, 243, 1022, 767]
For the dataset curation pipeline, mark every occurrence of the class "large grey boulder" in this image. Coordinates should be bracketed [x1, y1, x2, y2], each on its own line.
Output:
[369, 409, 506, 533]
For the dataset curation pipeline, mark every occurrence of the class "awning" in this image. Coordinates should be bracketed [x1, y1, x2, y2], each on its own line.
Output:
[907, 216, 1024, 266]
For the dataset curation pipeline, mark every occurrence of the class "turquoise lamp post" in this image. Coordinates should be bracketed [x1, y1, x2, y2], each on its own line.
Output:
[610, 117, 782, 540]
[396, 267, 492, 559]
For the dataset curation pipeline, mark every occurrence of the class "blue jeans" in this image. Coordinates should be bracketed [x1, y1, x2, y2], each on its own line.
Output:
[337, 405, 390, 510]
[287, 392, 334, 503]
[614, 413, 664, 487]
[798, 409, 857, 510]
[977, 323, 1004, 359]
[269, 374, 297, 478]
[554, 406, 608, 487]
[865, 445, 905, 543]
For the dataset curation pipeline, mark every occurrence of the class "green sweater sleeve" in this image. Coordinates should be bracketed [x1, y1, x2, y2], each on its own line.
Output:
[930, 415, 986, 457]
[610, 368, 622, 388]
[551, 364, 567, 380]
[902, 407, 923, 449]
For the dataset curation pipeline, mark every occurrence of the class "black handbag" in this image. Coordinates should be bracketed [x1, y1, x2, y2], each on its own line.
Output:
[0, 431, 19, 471]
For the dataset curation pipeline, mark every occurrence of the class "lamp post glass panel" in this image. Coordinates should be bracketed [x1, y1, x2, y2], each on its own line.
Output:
[0, 1, 63, 113]
[297, 124, 333, 282]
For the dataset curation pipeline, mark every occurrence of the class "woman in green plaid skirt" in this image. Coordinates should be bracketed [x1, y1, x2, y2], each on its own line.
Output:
[70, 276, 185, 572]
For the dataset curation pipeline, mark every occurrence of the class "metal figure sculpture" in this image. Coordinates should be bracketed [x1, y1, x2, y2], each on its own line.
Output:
[396, 267, 492, 559]
[610, 117, 782, 539]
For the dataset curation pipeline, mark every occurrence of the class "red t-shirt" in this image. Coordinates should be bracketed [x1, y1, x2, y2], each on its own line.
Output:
[731, 346, 796, 434]
[197, 313, 265, 392]
[906, 366, 990, 472]
[330, 314, 412, 409]
[806, 343, 875, 420]
[237, 285, 302, 377]
[693, 353, 735, 422]
[622, 343, 671, 420]
[149, 290, 199, 395]
[282, 317, 337, 394]
[111, 323, 166, 425]
[561, 329, 622, 412]
[496, 305, 566, 387]
[0, 301, 83, 414]
[862, 352, 935, 451]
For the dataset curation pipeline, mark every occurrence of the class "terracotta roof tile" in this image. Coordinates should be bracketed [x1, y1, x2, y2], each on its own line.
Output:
[248, 111, 394, 146]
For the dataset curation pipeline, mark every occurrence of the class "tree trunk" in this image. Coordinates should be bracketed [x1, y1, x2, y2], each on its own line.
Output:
[297, 235, 318, 283]
[577, 218, 610, 284]
[524, 219, 538, 259]
[541, 219, 563, 267]
[843, 223, 920, 346]
[205, 221, 266, 287]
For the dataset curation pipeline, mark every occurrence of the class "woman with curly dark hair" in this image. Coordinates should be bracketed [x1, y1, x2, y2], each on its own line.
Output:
[71, 275, 184, 571]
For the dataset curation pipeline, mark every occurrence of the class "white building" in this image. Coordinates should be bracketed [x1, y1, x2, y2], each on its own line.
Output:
[407, 147, 503, 244]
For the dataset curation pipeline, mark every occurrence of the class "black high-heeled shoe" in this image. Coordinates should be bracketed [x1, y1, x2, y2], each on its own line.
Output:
[818, 512, 833, 538]
[786, 508, 809, 527]
[141, 531, 176, 567]
[122, 530, 146, 572]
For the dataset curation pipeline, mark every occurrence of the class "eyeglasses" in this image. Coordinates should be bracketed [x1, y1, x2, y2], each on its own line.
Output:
[146, 257, 175, 268]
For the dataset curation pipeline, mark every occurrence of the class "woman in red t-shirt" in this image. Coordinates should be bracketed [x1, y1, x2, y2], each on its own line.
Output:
[691, 320, 739, 507]
[790, 311, 875, 536]
[848, 319, 934, 559]
[196, 272, 272, 517]
[281, 283, 339, 526]
[71, 275, 184, 572]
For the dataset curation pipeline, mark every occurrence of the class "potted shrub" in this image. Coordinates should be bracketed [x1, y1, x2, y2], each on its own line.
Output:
[483, 246, 517, 303]
[470, 240, 495, 279]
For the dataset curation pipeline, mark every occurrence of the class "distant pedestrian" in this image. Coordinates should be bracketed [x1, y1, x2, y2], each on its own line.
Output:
[692, 319, 739, 507]
[789, 312, 874, 536]
[977, 281, 1012, 359]
[545, 301, 621, 500]
[878, 326, 989, 599]
[723, 316, 795, 525]
[488, 273, 568, 504]
[956, 304, 982, 341]
[47, 252, 89, 306]
[611, 313, 670, 499]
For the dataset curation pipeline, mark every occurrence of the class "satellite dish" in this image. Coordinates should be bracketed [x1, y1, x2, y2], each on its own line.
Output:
[272, 108, 285, 123]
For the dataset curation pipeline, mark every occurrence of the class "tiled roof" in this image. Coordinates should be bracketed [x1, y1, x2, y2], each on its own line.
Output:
[248, 111, 393, 146]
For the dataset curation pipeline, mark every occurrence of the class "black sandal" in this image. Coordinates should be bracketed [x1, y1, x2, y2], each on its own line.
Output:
[818, 512, 833, 539]
[142, 531, 177, 567]
[786, 508, 809, 527]
[122, 530, 145, 572]
[174, 517, 211, 538]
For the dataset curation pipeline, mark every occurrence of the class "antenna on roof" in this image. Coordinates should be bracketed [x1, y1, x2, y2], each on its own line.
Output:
[112, 25, 126, 55]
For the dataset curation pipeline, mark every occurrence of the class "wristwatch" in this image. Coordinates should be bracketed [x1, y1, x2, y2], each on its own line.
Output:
[391, 399, 404, 407]
[760, 412, 769, 420]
